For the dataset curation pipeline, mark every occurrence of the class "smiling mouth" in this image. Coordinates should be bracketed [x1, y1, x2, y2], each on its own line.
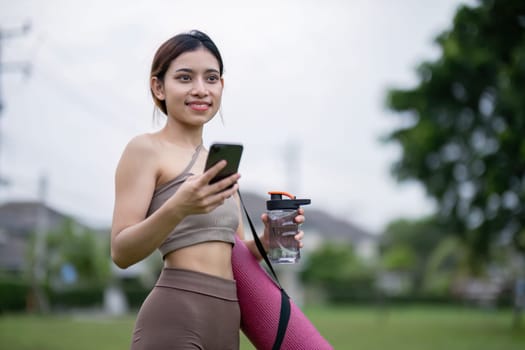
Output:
[186, 102, 211, 111]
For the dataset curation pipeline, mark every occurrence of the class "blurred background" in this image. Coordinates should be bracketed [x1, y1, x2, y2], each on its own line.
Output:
[0, 0, 524, 349]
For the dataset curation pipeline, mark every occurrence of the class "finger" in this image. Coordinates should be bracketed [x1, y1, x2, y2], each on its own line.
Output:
[209, 172, 241, 194]
[201, 160, 228, 184]
[297, 208, 305, 215]
[260, 213, 269, 223]
[295, 230, 304, 249]
[204, 183, 239, 211]
[294, 214, 305, 224]
[223, 182, 240, 198]
[214, 182, 239, 201]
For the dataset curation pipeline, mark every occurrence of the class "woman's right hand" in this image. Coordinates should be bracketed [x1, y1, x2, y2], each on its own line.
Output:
[168, 160, 241, 217]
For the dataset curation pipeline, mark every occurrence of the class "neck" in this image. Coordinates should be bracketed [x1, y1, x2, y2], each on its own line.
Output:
[161, 119, 203, 149]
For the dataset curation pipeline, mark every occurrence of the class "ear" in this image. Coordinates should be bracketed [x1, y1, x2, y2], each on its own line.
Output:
[151, 76, 165, 100]
[220, 77, 225, 89]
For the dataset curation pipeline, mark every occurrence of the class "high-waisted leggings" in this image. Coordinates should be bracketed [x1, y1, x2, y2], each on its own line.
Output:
[130, 268, 240, 350]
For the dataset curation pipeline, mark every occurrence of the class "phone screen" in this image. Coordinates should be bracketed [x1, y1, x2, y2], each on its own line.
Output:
[204, 143, 243, 185]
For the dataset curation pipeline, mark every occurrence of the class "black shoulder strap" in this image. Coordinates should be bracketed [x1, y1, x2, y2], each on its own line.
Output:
[237, 191, 291, 350]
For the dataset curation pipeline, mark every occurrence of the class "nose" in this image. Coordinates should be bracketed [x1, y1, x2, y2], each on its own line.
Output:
[191, 78, 208, 97]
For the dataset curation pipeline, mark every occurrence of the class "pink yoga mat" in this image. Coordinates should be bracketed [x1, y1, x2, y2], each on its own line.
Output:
[232, 236, 333, 349]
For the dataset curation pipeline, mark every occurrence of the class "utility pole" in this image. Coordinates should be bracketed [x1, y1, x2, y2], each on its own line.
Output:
[0, 22, 32, 194]
[284, 140, 300, 195]
[32, 173, 50, 313]
[279, 140, 304, 306]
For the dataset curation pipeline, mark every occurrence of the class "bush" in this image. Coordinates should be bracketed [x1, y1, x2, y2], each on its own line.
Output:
[48, 284, 105, 309]
[325, 274, 377, 303]
[301, 242, 377, 303]
[0, 275, 31, 312]
[120, 277, 150, 308]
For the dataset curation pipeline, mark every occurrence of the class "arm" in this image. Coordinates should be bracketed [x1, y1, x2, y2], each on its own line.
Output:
[110, 136, 180, 268]
[111, 137, 240, 268]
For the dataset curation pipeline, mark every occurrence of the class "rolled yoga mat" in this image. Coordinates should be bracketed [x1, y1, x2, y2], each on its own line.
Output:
[232, 236, 333, 349]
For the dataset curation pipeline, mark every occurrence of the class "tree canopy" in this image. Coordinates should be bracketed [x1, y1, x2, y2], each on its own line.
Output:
[386, 0, 525, 264]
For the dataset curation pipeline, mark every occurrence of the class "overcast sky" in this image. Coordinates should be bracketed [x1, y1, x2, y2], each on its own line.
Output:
[0, 0, 473, 232]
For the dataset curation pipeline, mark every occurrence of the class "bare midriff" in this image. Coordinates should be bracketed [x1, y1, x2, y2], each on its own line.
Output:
[163, 241, 234, 280]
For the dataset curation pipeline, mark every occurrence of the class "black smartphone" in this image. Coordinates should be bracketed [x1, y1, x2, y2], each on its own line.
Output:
[204, 143, 243, 186]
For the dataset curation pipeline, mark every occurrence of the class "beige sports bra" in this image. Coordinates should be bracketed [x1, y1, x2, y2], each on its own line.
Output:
[147, 145, 238, 257]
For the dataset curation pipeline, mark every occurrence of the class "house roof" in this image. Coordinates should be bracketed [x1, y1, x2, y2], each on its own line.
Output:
[0, 200, 101, 272]
[239, 191, 377, 243]
[0, 231, 26, 272]
[0, 201, 73, 237]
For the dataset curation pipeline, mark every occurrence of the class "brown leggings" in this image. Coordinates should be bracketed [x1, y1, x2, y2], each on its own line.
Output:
[130, 268, 240, 350]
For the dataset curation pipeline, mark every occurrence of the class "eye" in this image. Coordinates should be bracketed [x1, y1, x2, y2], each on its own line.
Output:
[207, 74, 220, 83]
[176, 74, 191, 82]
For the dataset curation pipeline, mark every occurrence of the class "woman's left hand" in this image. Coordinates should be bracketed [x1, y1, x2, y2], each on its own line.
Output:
[260, 208, 306, 251]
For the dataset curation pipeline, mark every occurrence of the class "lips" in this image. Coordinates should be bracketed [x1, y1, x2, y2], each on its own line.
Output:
[186, 101, 211, 111]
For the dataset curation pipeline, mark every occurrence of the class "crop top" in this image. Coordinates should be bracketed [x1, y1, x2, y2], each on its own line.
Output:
[147, 145, 238, 258]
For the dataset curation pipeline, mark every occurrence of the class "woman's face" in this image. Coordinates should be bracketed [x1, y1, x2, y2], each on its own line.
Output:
[157, 47, 223, 127]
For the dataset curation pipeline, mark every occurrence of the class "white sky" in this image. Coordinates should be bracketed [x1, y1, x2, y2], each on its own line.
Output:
[0, 0, 474, 232]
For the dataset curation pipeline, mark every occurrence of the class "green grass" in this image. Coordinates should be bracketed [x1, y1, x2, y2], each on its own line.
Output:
[0, 305, 524, 349]
[306, 305, 525, 349]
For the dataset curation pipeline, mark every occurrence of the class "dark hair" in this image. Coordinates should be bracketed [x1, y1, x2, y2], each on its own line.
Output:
[150, 30, 224, 115]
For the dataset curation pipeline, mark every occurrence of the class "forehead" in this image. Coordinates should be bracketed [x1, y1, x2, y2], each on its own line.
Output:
[168, 48, 220, 72]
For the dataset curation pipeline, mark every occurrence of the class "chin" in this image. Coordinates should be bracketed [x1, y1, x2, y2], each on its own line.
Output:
[189, 115, 216, 126]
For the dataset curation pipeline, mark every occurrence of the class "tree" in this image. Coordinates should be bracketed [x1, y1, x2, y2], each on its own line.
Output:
[423, 236, 468, 296]
[28, 218, 110, 292]
[380, 216, 449, 294]
[380, 216, 447, 260]
[301, 243, 375, 303]
[44, 218, 110, 288]
[385, 0, 525, 267]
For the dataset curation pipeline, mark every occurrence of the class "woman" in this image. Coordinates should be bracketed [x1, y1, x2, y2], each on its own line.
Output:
[111, 30, 305, 349]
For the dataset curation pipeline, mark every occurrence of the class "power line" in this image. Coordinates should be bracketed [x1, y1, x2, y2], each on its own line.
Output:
[0, 27, 150, 225]
[0, 21, 32, 191]
[34, 65, 143, 137]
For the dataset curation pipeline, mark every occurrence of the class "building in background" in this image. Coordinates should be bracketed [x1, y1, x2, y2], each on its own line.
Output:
[0, 192, 379, 311]
[239, 191, 378, 304]
[0, 201, 82, 274]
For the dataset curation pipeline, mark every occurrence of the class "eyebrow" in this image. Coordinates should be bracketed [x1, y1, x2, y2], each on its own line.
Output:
[175, 68, 220, 74]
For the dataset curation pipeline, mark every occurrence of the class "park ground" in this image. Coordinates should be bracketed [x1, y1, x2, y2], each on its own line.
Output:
[1, 305, 525, 349]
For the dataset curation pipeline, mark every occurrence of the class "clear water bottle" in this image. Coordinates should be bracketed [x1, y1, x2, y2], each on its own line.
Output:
[266, 191, 311, 264]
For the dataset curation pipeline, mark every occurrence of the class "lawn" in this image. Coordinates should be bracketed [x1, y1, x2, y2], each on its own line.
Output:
[0, 305, 524, 349]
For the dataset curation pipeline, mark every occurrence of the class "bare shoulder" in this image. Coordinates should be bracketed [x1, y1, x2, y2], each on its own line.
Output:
[123, 133, 158, 157]
[112, 133, 160, 238]
[116, 133, 160, 179]
[121, 133, 163, 163]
